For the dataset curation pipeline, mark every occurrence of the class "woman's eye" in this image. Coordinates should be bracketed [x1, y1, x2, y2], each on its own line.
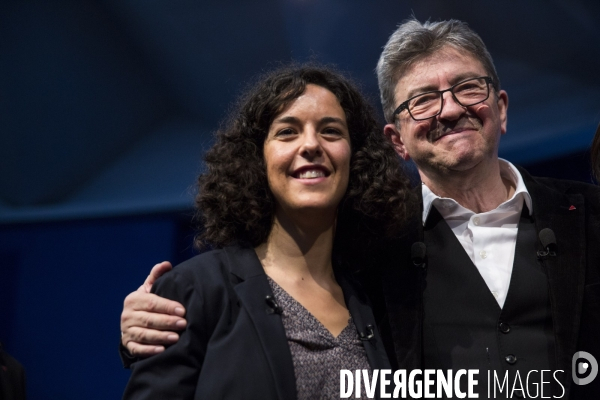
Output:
[323, 127, 341, 136]
[275, 128, 295, 137]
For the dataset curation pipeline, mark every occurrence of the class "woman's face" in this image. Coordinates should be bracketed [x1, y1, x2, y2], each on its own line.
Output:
[263, 84, 351, 218]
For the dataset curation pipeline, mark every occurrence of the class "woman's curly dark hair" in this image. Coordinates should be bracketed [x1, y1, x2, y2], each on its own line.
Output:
[194, 64, 416, 249]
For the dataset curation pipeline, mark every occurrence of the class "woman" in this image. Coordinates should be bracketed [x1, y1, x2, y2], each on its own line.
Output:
[123, 65, 414, 399]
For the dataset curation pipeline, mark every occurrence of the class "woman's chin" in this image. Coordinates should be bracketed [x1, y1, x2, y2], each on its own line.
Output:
[279, 201, 339, 219]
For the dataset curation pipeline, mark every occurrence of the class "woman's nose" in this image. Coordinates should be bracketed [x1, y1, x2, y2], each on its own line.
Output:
[300, 130, 323, 158]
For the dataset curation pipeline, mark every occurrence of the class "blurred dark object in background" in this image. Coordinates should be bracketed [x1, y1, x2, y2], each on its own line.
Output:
[0, 343, 26, 400]
[590, 123, 600, 183]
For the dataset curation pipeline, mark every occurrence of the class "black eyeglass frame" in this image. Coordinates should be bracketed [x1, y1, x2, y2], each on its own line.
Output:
[392, 76, 495, 121]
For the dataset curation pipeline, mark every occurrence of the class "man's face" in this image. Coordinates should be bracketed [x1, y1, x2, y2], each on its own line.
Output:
[383, 46, 508, 178]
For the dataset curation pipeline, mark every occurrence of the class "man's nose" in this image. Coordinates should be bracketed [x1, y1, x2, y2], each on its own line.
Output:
[437, 91, 466, 121]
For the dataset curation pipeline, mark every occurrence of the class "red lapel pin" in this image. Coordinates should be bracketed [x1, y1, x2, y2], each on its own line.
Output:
[569, 205, 576, 210]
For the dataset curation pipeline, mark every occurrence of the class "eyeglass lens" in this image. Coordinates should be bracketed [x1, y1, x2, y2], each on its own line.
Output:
[408, 77, 490, 120]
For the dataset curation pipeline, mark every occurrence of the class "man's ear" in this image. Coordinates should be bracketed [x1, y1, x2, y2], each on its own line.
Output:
[496, 90, 509, 135]
[384, 123, 410, 160]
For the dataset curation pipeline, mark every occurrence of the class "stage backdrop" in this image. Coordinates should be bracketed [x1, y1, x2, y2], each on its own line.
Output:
[1, 1, 599, 398]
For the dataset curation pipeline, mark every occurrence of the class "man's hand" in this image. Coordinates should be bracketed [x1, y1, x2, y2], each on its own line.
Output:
[121, 262, 187, 357]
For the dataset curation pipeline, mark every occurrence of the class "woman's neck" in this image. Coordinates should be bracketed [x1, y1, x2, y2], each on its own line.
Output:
[255, 209, 336, 282]
[255, 208, 349, 338]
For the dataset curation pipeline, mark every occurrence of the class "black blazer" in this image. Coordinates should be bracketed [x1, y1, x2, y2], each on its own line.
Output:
[362, 168, 600, 399]
[123, 245, 391, 399]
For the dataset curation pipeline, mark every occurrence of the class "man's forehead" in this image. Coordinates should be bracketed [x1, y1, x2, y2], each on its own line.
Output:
[393, 46, 487, 98]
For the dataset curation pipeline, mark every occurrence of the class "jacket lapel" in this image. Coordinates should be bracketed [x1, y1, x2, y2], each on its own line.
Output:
[520, 169, 586, 392]
[337, 271, 392, 371]
[224, 245, 297, 400]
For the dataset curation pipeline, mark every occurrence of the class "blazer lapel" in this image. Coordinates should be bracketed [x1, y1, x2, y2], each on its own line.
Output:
[521, 170, 586, 391]
[337, 271, 392, 371]
[224, 246, 297, 400]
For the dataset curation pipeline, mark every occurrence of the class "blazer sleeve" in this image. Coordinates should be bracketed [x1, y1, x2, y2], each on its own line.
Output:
[122, 265, 210, 400]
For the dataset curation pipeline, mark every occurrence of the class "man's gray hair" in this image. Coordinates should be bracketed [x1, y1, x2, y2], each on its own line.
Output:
[376, 18, 500, 123]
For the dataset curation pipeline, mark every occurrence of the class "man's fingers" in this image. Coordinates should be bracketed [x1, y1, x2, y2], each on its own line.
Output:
[122, 308, 187, 333]
[124, 291, 186, 317]
[122, 326, 181, 348]
[136, 311, 186, 331]
[141, 261, 173, 292]
[126, 342, 165, 358]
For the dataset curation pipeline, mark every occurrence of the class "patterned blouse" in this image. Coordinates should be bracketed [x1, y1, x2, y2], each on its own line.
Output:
[267, 276, 373, 400]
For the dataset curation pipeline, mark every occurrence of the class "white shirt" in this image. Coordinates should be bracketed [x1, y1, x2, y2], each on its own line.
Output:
[421, 159, 533, 308]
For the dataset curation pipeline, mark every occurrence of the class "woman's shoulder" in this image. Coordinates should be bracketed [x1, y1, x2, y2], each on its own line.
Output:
[158, 248, 230, 290]
[150, 248, 239, 307]
[156, 244, 261, 290]
[175, 248, 230, 272]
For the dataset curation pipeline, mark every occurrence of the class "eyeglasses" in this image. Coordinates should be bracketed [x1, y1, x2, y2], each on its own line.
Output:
[393, 76, 495, 121]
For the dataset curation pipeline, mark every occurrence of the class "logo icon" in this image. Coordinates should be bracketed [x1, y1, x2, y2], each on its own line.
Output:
[572, 351, 598, 385]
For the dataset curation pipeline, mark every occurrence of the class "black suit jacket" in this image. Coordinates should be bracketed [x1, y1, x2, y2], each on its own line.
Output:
[360, 168, 600, 399]
[123, 244, 391, 399]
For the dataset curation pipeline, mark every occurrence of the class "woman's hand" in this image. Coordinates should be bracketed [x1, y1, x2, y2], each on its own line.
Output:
[120, 262, 187, 357]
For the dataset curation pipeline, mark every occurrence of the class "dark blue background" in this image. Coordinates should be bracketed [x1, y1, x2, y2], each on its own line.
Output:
[1, 1, 599, 398]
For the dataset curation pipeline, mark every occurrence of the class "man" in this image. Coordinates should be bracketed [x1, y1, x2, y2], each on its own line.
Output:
[120, 19, 600, 398]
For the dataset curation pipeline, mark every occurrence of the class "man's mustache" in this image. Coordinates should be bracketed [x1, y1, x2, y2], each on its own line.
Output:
[427, 117, 483, 142]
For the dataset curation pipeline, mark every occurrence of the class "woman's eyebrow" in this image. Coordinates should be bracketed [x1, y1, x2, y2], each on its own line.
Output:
[319, 116, 346, 126]
[272, 116, 346, 127]
[272, 116, 300, 125]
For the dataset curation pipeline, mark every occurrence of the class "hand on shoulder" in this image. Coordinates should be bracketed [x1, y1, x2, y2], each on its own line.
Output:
[120, 261, 187, 357]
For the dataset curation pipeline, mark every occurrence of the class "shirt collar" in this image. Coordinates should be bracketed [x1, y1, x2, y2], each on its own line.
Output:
[421, 159, 533, 224]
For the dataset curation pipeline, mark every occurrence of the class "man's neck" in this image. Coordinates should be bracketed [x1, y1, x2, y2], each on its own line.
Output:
[420, 160, 516, 214]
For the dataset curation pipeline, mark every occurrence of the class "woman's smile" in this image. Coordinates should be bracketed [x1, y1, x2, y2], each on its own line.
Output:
[291, 165, 330, 181]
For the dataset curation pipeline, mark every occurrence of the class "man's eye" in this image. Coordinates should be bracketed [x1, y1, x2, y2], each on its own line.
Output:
[411, 93, 438, 108]
[455, 82, 482, 93]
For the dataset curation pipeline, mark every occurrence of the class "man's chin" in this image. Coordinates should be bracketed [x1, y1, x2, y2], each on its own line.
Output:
[428, 156, 484, 175]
